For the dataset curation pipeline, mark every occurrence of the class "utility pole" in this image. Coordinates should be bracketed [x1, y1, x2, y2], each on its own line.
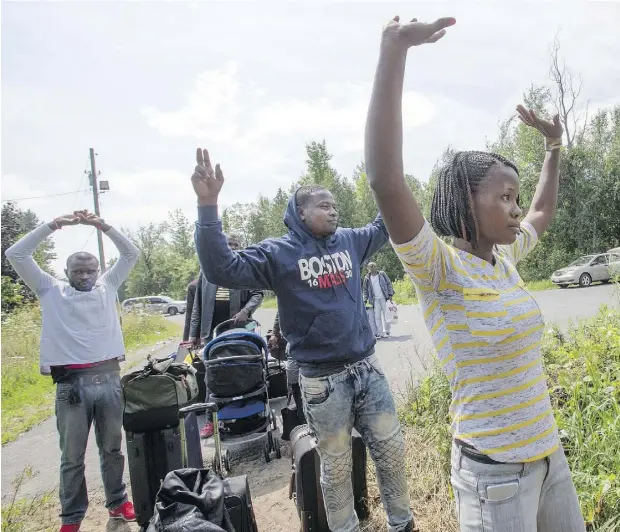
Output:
[89, 148, 106, 273]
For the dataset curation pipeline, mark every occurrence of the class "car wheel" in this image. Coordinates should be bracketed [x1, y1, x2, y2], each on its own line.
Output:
[169, 307, 178, 316]
[579, 273, 592, 287]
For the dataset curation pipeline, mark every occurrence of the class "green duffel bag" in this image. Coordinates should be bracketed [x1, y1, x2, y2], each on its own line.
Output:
[122, 355, 199, 432]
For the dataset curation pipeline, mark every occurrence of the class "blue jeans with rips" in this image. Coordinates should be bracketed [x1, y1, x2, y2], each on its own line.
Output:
[55, 372, 128, 525]
[300, 354, 412, 532]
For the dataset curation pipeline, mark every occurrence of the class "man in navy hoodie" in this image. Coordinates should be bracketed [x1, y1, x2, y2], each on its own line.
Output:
[190, 148, 414, 532]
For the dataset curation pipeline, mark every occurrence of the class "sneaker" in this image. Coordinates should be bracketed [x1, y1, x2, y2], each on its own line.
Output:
[382, 332, 390, 338]
[200, 422, 214, 439]
[109, 501, 136, 522]
[60, 524, 81, 532]
[375, 334, 381, 340]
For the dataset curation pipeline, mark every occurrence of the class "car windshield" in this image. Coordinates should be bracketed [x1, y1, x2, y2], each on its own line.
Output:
[159, 296, 172, 303]
[568, 256, 594, 267]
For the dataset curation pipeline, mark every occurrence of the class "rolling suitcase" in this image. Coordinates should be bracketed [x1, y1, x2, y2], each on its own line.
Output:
[289, 424, 369, 532]
[267, 358, 288, 399]
[179, 403, 259, 532]
[126, 412, 202, 528]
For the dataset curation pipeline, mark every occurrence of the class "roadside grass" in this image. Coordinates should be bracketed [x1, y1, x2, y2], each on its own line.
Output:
[526, 279, 555, 291]
[1, 305, 181, 445]
[1, 468, 56, 532]
[261, 296, 278, 309]
[369, 306, 620, 530]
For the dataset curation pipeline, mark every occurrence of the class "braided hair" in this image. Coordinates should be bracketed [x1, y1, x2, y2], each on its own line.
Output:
[295, 185, 327, 208]
[430, 151, 518, 248]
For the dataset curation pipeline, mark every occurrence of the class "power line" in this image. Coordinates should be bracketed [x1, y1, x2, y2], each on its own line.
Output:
[2, 190, 88, 203]
[71, 157, 91, 212]
[80, 228, 97, 251]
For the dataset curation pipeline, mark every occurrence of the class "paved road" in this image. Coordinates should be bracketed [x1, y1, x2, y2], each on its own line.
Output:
[2, 284, 616, 503]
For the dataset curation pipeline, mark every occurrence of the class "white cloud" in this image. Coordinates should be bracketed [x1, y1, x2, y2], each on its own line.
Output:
[141, 62, 437, 179]
[142, 61, 241, 142]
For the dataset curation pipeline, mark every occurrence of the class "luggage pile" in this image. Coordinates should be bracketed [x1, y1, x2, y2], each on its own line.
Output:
[120, 336, 372, 531]
[121, 354, 258, 531]
[147, 403, 258, 532]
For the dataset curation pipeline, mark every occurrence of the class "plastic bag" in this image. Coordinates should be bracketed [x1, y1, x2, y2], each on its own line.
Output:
[386, 301, 398, 324]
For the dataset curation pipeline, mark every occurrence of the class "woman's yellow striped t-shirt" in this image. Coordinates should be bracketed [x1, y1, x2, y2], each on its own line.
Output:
[393, 221, 559, 463]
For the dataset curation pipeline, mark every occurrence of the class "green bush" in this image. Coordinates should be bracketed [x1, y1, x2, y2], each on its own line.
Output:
[1, 305, 180, 445]
[393, 277, 418, 305]
[400, 307, 620, 529]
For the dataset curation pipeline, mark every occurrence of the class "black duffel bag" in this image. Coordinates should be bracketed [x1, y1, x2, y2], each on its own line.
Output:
[121, 355, 199, 432]
[147, 468, 234, 532]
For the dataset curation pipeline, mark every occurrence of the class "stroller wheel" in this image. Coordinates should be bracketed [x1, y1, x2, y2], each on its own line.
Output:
[223, 449, 231, 473]
[274, 435, 282, 459]
[264, 439, 272, 463]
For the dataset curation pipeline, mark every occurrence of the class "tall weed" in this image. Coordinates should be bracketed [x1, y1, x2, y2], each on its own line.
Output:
[398, 307, 620, 529]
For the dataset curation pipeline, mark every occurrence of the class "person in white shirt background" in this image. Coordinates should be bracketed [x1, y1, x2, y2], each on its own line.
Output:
[363, 262, 394, 339]
[5, 209, 139, 532]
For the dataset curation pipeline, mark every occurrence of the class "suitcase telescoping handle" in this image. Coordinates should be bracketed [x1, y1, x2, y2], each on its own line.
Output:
[178, 403, 223, 472]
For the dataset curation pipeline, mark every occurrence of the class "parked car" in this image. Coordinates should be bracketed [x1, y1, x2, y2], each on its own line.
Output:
[121, 295, 187, 315]
[550, 253, 620, 288]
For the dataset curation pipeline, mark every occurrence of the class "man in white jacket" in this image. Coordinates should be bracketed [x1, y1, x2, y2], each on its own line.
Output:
[362, 262, 395, 338]
[5, 210, 139, 532]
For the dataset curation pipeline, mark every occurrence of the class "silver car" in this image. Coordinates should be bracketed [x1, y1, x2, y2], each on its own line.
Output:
[551, 253, 620, 288]
[121, 295, 187, 315]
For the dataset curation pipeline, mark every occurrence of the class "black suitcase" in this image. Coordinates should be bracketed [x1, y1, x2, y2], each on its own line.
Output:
[126, 412, 202, 527]
[290, 424, 369, 531]
[281, 393, 304, 441]
[178, 403, 259, 532]
[267, 359, 288, 399]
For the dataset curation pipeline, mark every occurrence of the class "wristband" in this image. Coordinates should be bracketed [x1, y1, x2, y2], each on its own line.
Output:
[52, 220, 61, 231]
[544, 137, 563, 151]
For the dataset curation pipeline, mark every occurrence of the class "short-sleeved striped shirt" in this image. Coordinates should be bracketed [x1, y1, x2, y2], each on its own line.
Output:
[393, 221, 559, 463]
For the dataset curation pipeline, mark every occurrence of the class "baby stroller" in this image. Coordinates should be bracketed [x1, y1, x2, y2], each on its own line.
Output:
[203, 319, 281, 470]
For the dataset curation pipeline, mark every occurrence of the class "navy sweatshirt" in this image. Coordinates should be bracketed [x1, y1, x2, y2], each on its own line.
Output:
[196, 192, 389, 375]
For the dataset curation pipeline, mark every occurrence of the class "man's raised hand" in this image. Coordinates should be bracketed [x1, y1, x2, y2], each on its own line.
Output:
[73, 210, 111, 231]
[382, 15, 456, 50]
[49, 213, 81, 230]
[192, 148, 224, 205]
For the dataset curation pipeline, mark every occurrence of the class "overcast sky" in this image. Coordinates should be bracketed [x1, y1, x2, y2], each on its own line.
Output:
[2, 1, 619, 276]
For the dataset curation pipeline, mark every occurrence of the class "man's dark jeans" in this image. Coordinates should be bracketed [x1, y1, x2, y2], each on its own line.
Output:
[56, 372, 127, 525]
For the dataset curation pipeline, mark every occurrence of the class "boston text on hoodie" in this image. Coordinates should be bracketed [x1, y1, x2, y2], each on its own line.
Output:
[195, 191, 389, 373]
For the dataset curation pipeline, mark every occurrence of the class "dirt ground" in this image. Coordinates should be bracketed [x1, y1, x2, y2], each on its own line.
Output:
[18, 426, 460, 532]
[24, 439, 299, 532]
